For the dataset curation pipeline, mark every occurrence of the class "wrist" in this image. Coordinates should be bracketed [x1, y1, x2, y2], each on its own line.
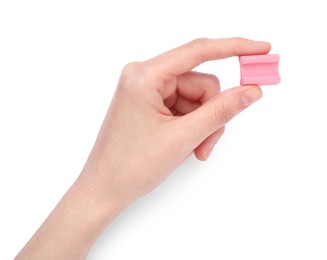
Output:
[16, 170, 128, 260]
[74, 170, 130, 217]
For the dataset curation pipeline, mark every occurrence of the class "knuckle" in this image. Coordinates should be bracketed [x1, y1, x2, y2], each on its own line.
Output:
[206, 74, 220, 87]
[191, 37, 210, 46]
[119, 61, 145, 89]
[201, 74, 220, 100]
[213, 103, 233, 126]
[189, 38, 210, 63]
[190, 38, 210, 53]
[121, 61, 143, 78]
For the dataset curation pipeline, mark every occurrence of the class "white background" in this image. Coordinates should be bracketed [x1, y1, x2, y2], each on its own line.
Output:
[1, 1, 326, 259]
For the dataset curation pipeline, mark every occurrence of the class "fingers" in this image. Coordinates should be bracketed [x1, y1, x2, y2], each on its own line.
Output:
[164, 71, 220, 115]
[194, 127, 225, 161]
[173, 96, 201, 115]
[146, 38, 271, 77]
[177, 85, 263, 148]
[176, 71, 220, 103]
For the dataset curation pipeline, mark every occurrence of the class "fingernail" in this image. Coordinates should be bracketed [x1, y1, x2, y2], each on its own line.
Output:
[241, 86, 263, 107]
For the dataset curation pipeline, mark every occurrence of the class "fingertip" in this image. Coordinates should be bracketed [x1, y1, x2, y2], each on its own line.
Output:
[257, 41, 272, 53]
[240, 85, 263, 107]
[194, 150, 211, 161]
[229, 38, 272, 57]
[252, 40, 272, 54]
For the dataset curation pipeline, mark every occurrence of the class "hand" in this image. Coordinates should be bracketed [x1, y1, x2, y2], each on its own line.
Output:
[81, 38, 271, 205]
[16, 38, 271, 259]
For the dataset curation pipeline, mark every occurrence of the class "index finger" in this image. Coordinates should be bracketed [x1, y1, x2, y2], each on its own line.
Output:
[145, 38, 271, 77]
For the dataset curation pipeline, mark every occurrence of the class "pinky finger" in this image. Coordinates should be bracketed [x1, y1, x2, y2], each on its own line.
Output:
[194, 126, 225, 161]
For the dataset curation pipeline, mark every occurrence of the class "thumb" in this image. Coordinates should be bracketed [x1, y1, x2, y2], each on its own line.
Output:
[177, 85, 263, 148]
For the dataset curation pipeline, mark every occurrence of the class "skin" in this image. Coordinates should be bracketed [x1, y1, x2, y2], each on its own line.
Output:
[16, 38, 271, 259]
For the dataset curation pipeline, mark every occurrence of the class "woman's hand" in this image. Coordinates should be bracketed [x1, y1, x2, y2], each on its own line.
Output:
[82, 38, 270, 205]
[16, 38, 271, 260]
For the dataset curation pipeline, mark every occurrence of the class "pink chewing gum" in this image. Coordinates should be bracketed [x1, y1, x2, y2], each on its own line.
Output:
[239, 54, 280, 85]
